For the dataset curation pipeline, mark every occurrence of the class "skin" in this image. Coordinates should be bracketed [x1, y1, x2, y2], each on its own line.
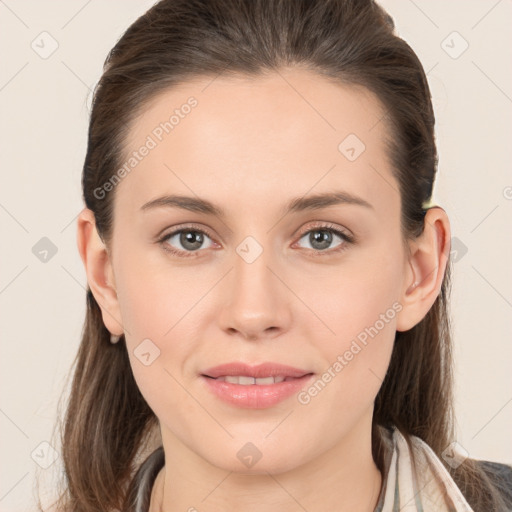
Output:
[77, 67, 450, 512]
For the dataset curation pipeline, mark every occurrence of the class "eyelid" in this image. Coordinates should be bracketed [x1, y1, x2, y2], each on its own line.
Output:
[291, 222, 355, 257]
[295, 221, 354, 242]
[157, 222, 219, 257]
[155, 222, 216, 241]
[157, 221, 355, 257]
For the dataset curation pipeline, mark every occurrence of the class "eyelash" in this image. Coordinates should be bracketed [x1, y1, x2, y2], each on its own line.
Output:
[157, 222, 355, 259]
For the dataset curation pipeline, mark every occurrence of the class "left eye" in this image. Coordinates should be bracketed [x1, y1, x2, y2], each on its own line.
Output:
[295, 227, 352, 253]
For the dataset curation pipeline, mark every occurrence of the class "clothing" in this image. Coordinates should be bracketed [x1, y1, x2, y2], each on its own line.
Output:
[125, 425, 512, 511]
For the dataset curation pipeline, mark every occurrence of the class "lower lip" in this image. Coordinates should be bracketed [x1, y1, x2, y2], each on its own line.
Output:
[201, 374, 315, 409]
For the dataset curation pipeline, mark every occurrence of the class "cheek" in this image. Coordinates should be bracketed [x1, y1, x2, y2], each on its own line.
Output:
[118, 271, 200, 429]
[114, 246, 204, 337]
[298, 298, 396, 423]
[297, 246, 403, 344]
[295, 247, 401, 404]
[113, 251, 211, 403]
[128, 353, 203, 451]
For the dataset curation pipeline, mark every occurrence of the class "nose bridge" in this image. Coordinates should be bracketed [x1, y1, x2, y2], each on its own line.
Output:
[234, 235, 272, 298]
[218, 233, 289, 338]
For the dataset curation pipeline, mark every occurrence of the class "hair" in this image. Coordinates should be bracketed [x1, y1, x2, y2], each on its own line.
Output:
[39, 0, 507, 510]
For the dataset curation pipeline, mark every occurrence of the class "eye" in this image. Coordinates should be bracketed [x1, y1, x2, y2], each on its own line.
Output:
[294, 223, 354, 255]
[157, 222, 354, 258]
[158, 225, 217, 257]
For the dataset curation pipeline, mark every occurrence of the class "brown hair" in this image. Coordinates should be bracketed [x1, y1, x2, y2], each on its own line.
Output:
[39, 0, 507, 510]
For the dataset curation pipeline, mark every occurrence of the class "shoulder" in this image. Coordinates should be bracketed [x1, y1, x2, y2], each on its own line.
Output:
[474, 459, 512, 505]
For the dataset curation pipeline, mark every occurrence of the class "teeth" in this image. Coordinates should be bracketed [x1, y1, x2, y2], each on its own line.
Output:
[217, 375, 288, 385]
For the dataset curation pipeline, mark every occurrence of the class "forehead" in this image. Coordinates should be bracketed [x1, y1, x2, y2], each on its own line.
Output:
[115, 67, 397, 219]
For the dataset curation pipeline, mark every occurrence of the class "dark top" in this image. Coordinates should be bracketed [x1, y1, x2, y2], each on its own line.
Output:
[123, 445, 512, 511]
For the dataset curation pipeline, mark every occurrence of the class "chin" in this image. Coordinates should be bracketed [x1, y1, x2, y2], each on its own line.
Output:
[204, 442, 307, 476]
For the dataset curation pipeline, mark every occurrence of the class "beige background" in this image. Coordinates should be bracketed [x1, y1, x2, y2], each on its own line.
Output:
[0, 1, 511, 510]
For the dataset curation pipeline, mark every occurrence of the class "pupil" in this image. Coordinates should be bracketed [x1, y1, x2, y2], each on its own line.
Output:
[311, 230, 331, 250]
[181, 231, 203, 250]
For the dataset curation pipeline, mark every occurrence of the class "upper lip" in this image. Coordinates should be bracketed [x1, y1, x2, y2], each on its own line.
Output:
[202, 362, 312, 379]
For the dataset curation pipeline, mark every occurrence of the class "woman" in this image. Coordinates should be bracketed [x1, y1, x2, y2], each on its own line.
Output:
[45, 0, 512, 510]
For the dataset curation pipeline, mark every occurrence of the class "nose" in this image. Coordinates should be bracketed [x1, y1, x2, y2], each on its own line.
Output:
[217, 240, 292, 341]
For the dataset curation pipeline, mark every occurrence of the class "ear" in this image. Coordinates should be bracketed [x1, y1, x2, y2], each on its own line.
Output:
[395, 207, 451, 332]
[76, 208, 124, 336]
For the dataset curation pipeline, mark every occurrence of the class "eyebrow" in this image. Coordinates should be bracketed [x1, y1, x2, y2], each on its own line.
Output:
[140, 190, 373, 217]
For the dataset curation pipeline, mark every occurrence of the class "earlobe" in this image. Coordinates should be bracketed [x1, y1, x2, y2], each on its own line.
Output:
[395, 207, 451, 332]
[76, 208, 124, 336]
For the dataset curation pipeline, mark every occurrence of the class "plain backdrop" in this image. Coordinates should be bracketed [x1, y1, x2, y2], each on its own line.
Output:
[1, 1, 511, 510]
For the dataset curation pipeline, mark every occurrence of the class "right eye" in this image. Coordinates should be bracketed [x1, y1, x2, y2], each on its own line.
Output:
[158, 226, 217, 257]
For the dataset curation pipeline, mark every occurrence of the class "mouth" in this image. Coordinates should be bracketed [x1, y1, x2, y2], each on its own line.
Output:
[201, 361, 312, 380]
[200, 362, 315, 409]
[202, 375, 311, 384]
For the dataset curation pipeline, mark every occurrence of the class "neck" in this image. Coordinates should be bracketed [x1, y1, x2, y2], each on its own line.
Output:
[149, 417, 382, 512]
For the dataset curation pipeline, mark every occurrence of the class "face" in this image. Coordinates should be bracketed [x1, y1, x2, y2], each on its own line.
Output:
[106, 67, 409, 474]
